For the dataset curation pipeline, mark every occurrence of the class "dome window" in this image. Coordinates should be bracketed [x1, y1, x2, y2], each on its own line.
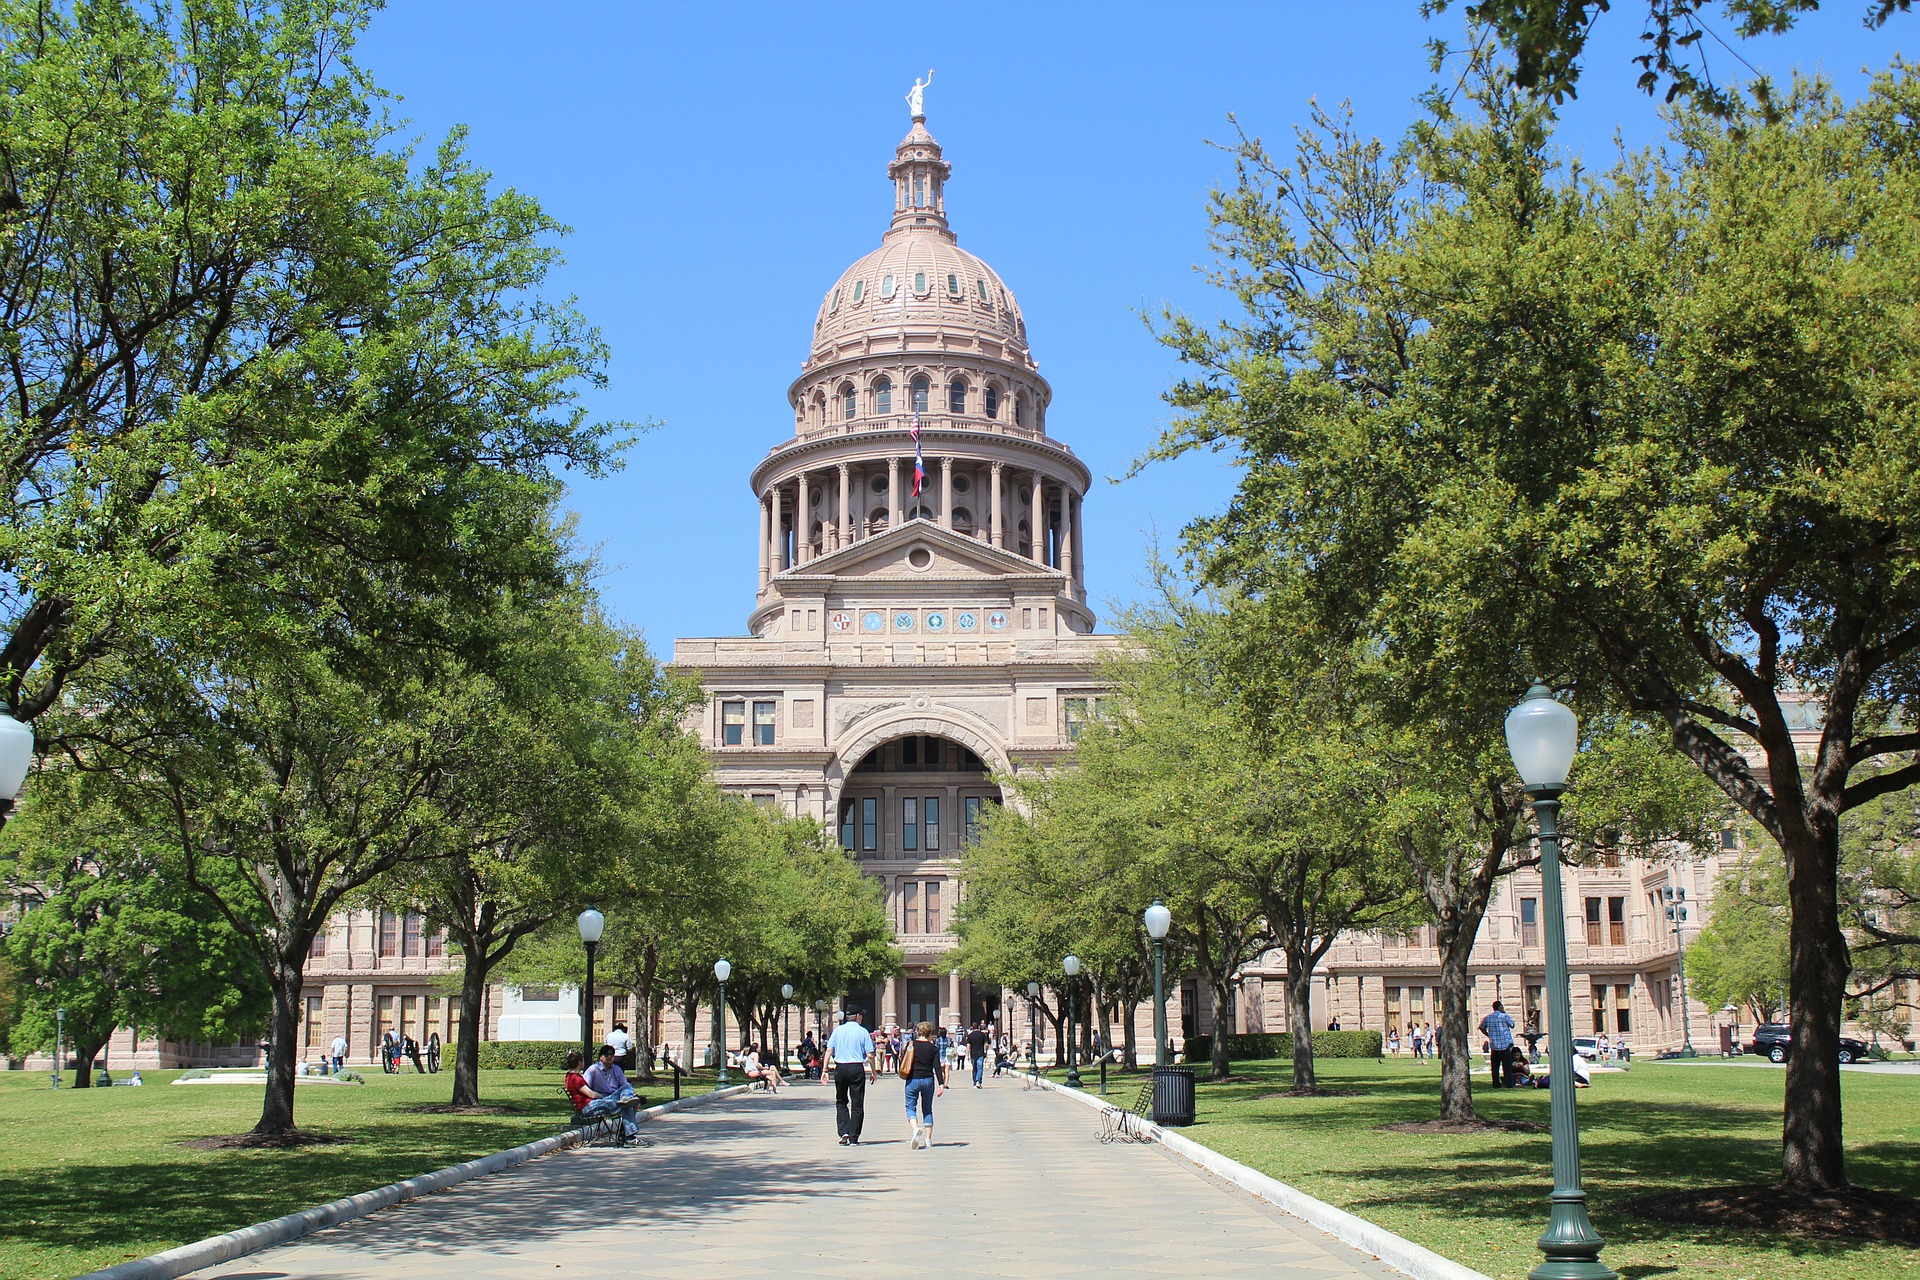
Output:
[985, 385, 1000, 419]
[947, 380, 966, 414]
[874, 377, 892, 415]
[976, 279, 989, 302]
[852, 280, 865, 303]
[947, 273, 960, 296]
[831, 288, 841, 311]
[870, 474, 887, 494]
[881, 274, 897, 299]
[913, 271, 928, 295]
[911, 377, 929, 414]
[841, 384, 856, 421]
[1014, 393, 1027, 428]
[952, 472, 973, 495]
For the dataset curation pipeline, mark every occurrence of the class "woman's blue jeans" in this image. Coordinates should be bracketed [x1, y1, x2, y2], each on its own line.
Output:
[904, 1076, 935, 1121]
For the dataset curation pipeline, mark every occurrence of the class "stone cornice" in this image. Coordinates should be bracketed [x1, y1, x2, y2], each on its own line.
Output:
[750, 426, 1089, 494]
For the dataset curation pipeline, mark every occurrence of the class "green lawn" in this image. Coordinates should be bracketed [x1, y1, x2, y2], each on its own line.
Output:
[1170, 1057, 1920, 1280]
[0, 1065, 723, 1280]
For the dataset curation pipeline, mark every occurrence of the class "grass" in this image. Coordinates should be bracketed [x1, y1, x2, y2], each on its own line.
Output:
[1168, 1056, 1920, 1280]
[0, 1064, 726, 1280]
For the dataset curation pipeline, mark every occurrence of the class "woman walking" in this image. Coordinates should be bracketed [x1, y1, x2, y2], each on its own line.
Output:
[900, 1020, 948, 1150]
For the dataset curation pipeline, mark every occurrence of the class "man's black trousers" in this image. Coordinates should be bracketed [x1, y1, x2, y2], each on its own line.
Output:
[834, 1063, 867, 1139]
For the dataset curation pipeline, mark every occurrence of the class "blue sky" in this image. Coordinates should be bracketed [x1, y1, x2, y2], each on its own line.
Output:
[353, 2, 1902, 652]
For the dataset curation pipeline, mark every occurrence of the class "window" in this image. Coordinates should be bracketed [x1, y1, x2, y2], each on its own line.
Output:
[403, 913, 422, 958]
[1526, 984, 1544, 1029]
[750, 793, 778, 808]
[874, 377, 892, 415]
[1385, 986, 1401, 1025]
[1585, 897, 1603, 946]
[985, 385, 999, 418]
[947, 272, 960, 296]
[903, 797, 919, 852]
[881, 273, 897, 299]
[378, 910, 398, 957]
[304, 996, 323, 1048]
[948, 380, 966, 413]
[1592, 983, 1608, 1034]
[903, 880, 920, 933]
[721, 701, 745, 745]
[913, 175, 926, 208]
[913, 270, 928, 295]
[965, 796, 986, 845]
[309, 930, 328, 958]
[852, 279, 865, 302]
[1014, 393, 1026, 428]
[752, 700, 776, 746]
[831, 288, 841, 310]
[841, 384, 855, 421]
[1608, 896, 1626, 946]
[1616, 984, 1632, 1033]
[841, 801, 856, 850]
[911, 377, 929, 413]
[1408, 986, 1425, 1020]
[977, 279, 989, 301]
[925, 796, 940, 852]
[1520, 897, 1539, 947]
[926, 880, 942, 933]
[1064, 697, 1094, 740]
[426, 928, 444, 958]
[862, 797, 877, 852]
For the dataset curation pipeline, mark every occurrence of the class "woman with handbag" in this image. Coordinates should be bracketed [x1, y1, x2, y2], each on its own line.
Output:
[899, 1020, 948, 1150]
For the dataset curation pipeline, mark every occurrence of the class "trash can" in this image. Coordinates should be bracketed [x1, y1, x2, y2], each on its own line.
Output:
[1152, 1064, 1196, 1127]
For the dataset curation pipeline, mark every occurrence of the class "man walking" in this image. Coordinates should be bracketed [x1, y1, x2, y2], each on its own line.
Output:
[965, 1021, 991, 1088]
[826, 1011, 876, 1145]
[1480, 1000, 1517, 1087]
[328, 1033, 347, 1075]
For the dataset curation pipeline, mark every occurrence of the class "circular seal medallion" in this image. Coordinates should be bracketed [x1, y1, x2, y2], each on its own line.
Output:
[862, 610, 884, 633]
[987, 611, 1009, 631]
[830, 611, 852, 632]
[956, 611, 978, 632]
[894, 611, 916, 631]
[925, 612, 946, 632]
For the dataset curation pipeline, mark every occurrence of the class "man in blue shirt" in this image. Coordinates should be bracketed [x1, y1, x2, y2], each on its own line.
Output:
[1479, 1001, 1517, 1087]
[826, 1011, 877, 1145]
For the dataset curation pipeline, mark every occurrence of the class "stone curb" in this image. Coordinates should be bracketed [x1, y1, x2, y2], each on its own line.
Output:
[1037, 1077, 1494, 1280]
[73, 1083, 761, 1280]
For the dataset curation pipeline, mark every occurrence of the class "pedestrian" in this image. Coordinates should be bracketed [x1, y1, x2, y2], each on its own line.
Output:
[965, 1020, 991, 1088]
[1388, 1026, 1400, 1055]
[328, 1033, 347, 1074]
[1328, 1017, 1342, 1032]
[826, 1011, 876, 1145]
[1479, 1000, 1517, 1087]
[607, 1021, 635, 1072]
[900, 1020, 948, 1149]
[798, 1030, 820, 1080]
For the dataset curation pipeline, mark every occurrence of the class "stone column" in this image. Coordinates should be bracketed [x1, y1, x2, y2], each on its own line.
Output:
[950, 969, 963, 1024]
[888, 458, 900, 529]
[757, 493, 770, 590]
[990, 462, 1004, 549]
[1030, 471, 1046, 564]
[940, 456, 954, 530]
[883, 976, 900, 1027]
[1060, 485, 1075, 585]
[771, 483, 785, 572]
[796, 471, 811, 564]
[837, 463, 851, 550]
[1070, 490, 1085, 596]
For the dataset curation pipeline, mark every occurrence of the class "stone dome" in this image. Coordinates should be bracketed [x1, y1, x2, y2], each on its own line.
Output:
[804, 120, 1035, 373]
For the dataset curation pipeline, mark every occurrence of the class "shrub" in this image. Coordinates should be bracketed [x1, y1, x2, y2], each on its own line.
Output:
[1183, 1030, 1383, 1062]
[175, 1069, 212, 1081]
[333, 1069, 366, 1083]
[477, 1040, 578, 1070]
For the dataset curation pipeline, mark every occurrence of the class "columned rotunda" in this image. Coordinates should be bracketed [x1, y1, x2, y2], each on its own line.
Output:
[671, 108, 1122, 1030]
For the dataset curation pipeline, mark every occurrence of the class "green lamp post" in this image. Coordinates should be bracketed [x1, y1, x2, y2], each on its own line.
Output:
[1506, 683, 1615, 1280]
[1063, 954, 1083, 1089]
[1145, 901, 1172, 1069]
[713, 958, 732, 1086]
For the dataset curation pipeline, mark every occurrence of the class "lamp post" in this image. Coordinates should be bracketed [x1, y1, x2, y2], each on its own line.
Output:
[781, 983, 794, 1069]
[1506, 683, 1615, 1280]
[1723, 1003, 1739, 1057]
[814, 998, 828, 1047]
[51, 1006, 64, 1089]
[1063, 954, 1083, 1089]
[712, 959, 732, 1085]
[1145, 901, 1172, 1069]
[1025, 981, 1042, 1073]
[1664, 887, 1696, 1058]
[0, 701, 34, 821]
[576, 908, 604, 1065]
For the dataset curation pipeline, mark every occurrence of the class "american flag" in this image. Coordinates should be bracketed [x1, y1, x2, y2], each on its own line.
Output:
[911, 412, 926, 497]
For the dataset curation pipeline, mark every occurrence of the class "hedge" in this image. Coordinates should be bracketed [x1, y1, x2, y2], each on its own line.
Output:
[1183, 1030, 1383, 1061]
[476, 1040, 578, 1070]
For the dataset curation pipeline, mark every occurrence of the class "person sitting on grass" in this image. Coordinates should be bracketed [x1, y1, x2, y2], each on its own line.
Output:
[565, 1048, 642, 1145]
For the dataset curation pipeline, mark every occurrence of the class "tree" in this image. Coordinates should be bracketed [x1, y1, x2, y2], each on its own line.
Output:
[1152, 57, 1920, 1187]
[1689, 859, 1792, 1022]
[0, 777, 268, 1085]
[1424, 1, 1912, 115]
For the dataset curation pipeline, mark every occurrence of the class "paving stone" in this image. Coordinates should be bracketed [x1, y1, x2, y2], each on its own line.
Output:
[187, 1079, 1408, 1279]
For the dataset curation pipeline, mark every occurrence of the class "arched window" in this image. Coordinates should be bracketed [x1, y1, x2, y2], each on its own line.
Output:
[852, 280, 865, 303]
[984, 385, 1000, 419]
[913, 271, 928, 295]
[911, 377, 929, 413]
[948, 379, 966, 414]
[947, 273, 960, 296]
[831, 288, 841, 310]
[908, 504, 935, 522]
[881, 274, 897, 299]
[976, 279, 989, 302]
[874, 377, 892, 416]
[1014, 393, 1027, 428]
[841, 384, 856, 421]
[953, 506, 976, 535]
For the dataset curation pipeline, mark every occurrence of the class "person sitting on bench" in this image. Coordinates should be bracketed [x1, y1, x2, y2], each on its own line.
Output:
[567, 1047, 642, 1144]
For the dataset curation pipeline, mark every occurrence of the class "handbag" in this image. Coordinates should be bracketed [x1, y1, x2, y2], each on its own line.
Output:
[897, 1040, 916, 1080]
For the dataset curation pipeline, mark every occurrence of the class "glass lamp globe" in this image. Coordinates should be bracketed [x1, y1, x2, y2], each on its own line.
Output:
[0, 705, 32, 801]
[781, 983, 794, 1000]
[1504, 683, 1578, 788]
[1063, 954, 1081, 977]
[713, 958, 732, 982]
[1026, 981, 1041, 997]
[1144, 900, 1172, 940]
[575, 908, 605, 944]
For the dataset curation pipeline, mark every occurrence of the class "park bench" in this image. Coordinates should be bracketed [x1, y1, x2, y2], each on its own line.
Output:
[1098, 1080, 1156, 1144]
[561, 1088, 631, 1146]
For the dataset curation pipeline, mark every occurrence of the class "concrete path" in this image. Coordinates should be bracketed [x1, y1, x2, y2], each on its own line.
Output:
[187, 1077, 1404, 1279]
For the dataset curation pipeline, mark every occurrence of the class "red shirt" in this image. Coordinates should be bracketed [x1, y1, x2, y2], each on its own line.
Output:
[564, 1071, 591, 1112]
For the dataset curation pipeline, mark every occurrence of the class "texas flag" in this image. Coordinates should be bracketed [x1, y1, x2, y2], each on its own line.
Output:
[911, 412, 926, 496]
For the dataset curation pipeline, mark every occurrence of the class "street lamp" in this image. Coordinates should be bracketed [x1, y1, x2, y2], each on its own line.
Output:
[51, 1006, 64, 1090]
[1026, 981, 1042, 1074]
[576, 908, 604, 1065]
[781, 983, 795, 1070]
[713, 959, 732, 1085]
[1063, 954, 1083, 1089]
[0, 702, 34, 819]
[1664, 887, 1696, 1058]
[1505, 682, 1615, 1280]
[1144, 901, 1172, 1069]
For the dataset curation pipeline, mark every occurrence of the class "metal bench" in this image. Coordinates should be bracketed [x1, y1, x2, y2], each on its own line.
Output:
[562, 1088, 633, 1146]
[1098, 1081, 1156, 1144]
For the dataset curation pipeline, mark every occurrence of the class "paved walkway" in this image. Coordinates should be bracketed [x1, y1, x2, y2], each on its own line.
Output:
[188, 1078, 1404, 1279]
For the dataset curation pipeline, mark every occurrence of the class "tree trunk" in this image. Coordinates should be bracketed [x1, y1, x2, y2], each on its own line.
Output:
[451, 945, 490, 1106]
[678, 989, 698, 1071]
[1208, 976, 1234, 1081]
[1435, 924, 1479, 1123]
[1782, 821, 1849, 1189]
[1121, 997, 1138, 1070]
[1097, 996, 1113, 1059]
[632, 944, 659, 1081]
[1285, 959, 1317, 1092]
[71, 1036, 105, 1088]
[253, 950, 305, 1137]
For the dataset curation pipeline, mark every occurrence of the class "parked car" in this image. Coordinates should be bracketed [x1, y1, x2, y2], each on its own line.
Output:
[1743, 1024, 1873, 1063]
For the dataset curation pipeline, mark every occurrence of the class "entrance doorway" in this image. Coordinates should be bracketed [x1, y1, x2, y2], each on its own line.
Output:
[906, 979, 940, 1028]
[842, 987, 877, 1029]
[969, 989, 1001, 1030]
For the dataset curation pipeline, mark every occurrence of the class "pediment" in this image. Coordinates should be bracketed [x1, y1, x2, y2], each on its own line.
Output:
[786, 521, 1059, 583]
